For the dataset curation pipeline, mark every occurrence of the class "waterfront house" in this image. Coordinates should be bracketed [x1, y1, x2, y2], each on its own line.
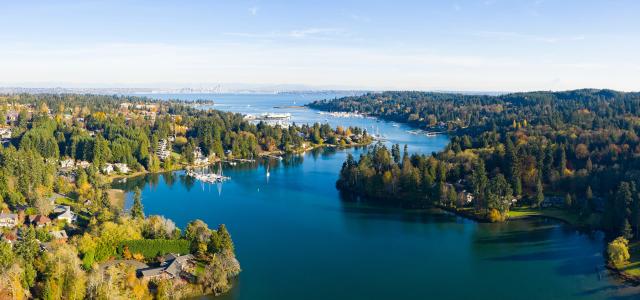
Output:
[193, 147, 209, 165]
[60, 158, 75, 169]
[138, 253, 195, 280]
[0, 213, 18, 228]
[114, 163, 130, 173]
[457, 190, 474, 207]
[76, 160, 91, 169]
[102, 163, 115, 174]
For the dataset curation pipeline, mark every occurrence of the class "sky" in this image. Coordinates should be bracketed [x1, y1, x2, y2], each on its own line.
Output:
[0, 0, 639, 92]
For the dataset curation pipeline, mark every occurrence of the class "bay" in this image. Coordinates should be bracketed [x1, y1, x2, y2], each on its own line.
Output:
[114, 93, 632, 299]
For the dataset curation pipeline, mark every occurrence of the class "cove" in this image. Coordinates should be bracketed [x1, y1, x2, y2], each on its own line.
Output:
[114, 93, 633, 299]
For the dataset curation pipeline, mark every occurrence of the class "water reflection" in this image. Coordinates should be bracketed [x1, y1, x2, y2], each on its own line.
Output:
[113, 147, 626, 300]
[111, 92, 624, 299]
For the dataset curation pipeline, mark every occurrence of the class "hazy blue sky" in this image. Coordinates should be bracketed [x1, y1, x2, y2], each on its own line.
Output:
[1, 0, 638, 91]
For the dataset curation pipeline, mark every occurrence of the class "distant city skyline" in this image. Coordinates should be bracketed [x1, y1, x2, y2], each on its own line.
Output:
[1, 0, 639, 92]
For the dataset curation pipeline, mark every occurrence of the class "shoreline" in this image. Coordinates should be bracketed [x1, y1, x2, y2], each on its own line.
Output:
[107, 141, 372, 183]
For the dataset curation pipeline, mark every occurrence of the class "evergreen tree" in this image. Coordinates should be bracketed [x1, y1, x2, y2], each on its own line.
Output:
[472, 160, 488, 211]
[391, 144, 401, 164]
[130, 188, 144, 219]
[535, 178, 544, 207]
[564, 194, 573, 209]
[614, 182, 633, 236]
[543, 146, 554, 182]
[217, 224, 234, 253]
[624, 219, 634, 240]
[558, 146, 567, 176]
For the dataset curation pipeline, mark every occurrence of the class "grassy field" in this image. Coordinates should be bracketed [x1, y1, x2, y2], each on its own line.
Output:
[617, 241, 640, 277]
[508, 207, 582, 225]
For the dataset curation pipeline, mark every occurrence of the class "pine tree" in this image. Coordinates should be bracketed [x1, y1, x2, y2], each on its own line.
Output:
[513, 177, 522, 197]
[447, 187, 458, 207]
[535, 178, 544, 208]
[614, 182, 633, 236]
[472, 160, 488, 211]
[391, 144, 400, 164]
[101, 190, 110, 208]
[586, 186, 593, 200]
[624, 219, 633, 240]
[131, 187, 144, 219]
[543, 146, 554, 182]
[217, 224, 234, 253]
[558, 146, 567, 176]
[582, 186, 594, 215]
[564, 194, 573, 209]
[586, 157, 593, 172]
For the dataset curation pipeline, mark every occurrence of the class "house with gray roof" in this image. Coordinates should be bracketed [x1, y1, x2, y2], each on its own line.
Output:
[137, 253, 195, 280]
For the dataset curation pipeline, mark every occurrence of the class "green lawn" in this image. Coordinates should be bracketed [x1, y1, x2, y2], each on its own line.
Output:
[619, 241, 640, 277]
[508, 207, 581, 225]
[194, 260, 207, 277]
[54, 195, 81, 210]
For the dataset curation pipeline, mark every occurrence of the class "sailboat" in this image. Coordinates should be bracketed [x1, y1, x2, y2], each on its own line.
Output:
[186, 161, 230, 183]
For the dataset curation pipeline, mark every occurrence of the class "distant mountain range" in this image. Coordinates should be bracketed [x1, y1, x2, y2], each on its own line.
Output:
[0, 82, 507, 96]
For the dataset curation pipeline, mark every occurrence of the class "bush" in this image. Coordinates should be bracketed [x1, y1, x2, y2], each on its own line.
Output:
[119, 239, 190, 259]
[487, 208, 505, 223]
[608, 236, 630, 265]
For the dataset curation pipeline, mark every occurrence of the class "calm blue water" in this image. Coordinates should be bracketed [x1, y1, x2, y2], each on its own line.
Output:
[135, 92, 446, 154]
[116, 93, 633, 299]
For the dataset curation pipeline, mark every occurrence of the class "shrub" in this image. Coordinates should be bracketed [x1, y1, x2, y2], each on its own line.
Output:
[608, 236, 630, 265]
[119, 239, 190, 259]
[487, 208, 505, 223]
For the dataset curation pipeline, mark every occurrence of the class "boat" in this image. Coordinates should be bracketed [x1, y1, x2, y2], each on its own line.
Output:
[266, 164, 270, 177]
[426, 132, 437, 137]
[186, 162, 230, 183]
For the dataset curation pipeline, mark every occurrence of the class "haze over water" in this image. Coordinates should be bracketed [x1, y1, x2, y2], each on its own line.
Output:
[115, 93, 632, 299]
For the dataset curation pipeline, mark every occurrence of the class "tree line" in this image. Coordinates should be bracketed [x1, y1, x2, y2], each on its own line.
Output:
[330, 89, 640, 232]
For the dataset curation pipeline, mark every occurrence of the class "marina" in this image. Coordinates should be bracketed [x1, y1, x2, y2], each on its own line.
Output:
[317, 111, 365, 118]
[186, 162, 230, 183]
[244, 113, 292, 127]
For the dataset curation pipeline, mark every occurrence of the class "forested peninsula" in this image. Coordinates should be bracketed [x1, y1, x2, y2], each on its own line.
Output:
[0, 93, 371, 299]
[310, 89, 640, 279]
